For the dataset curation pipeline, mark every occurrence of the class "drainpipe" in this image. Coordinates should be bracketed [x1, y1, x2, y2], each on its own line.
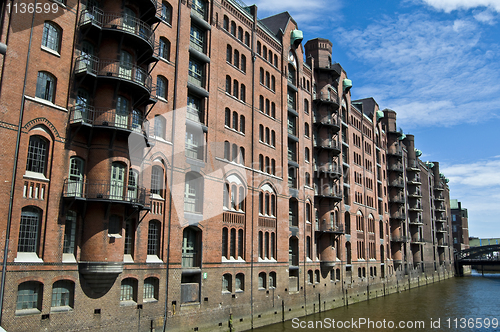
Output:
[162, 0, 182, 331]
[0, 0, 38, 325]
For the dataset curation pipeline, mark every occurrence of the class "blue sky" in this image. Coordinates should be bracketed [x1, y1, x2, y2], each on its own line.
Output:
[252, 0, 500, 238]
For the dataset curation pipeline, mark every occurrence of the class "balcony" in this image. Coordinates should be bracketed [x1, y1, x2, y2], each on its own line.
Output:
[436, 225, 448, 233]
[434, 205, 446, 212]
[313, 114, 340, 132]
[316, 221, 344, 234]
[409, 216, 424, 225]
[387, 147, 403, 158]
[315, 188, 342, 202]
[187, 70, 208, 97]
[390, 212, 406, 220]
[69, 105, 144, 133]
[407, 176, 421, 185]
[411, 237, 426, 245]
[434, 183, 445, 191]
[314, 139, 341, 154]
[388, 163, 404, 173]
[434, 195, 445, 202]
[407, 160, 421, 172]
[314, 164, 342, 178]
[407, 189, 422, 198]
[313, 91, 339, 109]
[74, 56, 152, 97]
[79, 9, 155, 54]
[389, 194, 405, 205]
[189, 38, 210, 63]
[391, 236, 409, 243]
[437, 241, 449, 248]
[389, 179, 405, 188]
[63, 179, 148, 208]
[408, 204, 423, 212]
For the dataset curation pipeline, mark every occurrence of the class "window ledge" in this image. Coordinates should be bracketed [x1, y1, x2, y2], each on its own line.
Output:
[156, 96, 168, 103]
[23, 171, 49, 182]
[257, 257, 277, 263]
[25, 95, 68, 112]
[150, 194, 165, 201]
[143, 299, 158, 303]
[123, 254, 134, 263]
[108, 234, 122, 238]
[50, 306, 73, 313]
[62, 253, 76, 263]
[15, 308, 40, 316]
[146, 255, 163, 263]
[14, 252, 43, 263]
[41, 46, 61, 58]
[120, 300, 137, 307]
[222, 257, 245, 263]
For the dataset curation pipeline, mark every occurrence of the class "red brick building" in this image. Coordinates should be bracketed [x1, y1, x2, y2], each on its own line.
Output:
[0, 0, 453, 331]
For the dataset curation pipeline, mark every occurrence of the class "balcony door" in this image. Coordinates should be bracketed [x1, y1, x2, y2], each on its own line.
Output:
[74, 89, 90, 122]
[116, 96, 129, 129]
[123, 8, 136, 33]
[110, 162, 125, 200]
[78, 41, 94, 73]
[119, 50, 133, 80]
[68, 157, 84, 197]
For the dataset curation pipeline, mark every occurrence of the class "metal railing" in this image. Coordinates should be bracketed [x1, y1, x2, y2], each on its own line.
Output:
[314, 139, 340, 150]
[391, 236, 409, 243]
[188, 71, 206, 88]
[74, 56, 152, 92]
[79, 9, 155, 48]
[314, 91, 339, 104]
[316, 222, 344, 234]
[63, 179, 147, 205]
[69, 105, 144, 132]
[391, 212, 406, 220]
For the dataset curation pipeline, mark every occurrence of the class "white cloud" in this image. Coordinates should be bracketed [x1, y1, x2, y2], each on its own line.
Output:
[420, 0, 500, 13]
[250, 0, 342, 29]
[335, 12, 500, 128]
[441, 158, 500, 237]
[473, 9, 497, 24]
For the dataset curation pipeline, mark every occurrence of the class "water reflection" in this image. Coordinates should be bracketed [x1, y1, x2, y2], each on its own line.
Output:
[253, 272, 500, 331]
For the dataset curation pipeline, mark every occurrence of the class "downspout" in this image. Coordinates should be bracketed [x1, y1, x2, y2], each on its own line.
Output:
[0, 0, 11, 97]
[249, 6, 257, 329]
[162, 0, 182, 331]
[0, 0, 38, 325]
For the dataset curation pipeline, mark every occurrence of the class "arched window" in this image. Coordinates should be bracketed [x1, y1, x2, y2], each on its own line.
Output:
[151, 166, 164, 197]
[289, 198, 298, 227]
[305, 123, 310, 137]
[225, 108, 231, 127]
[226, 45, 232, 63]
[67, 157, 84, 197]
[269, 271, 276, 288]
[233, 79, 239, 98]
[161, 1, 172, 24]
[223, 15, 229, 30]
[222, 227, 228, 258]
[232, 111, 238, 130]
[153, 114, 166, 139]
[306, 203, 311, 223]
[225, 75, 231, 93]
[42, 21, 62, 52]
[156, 76, 168, 99]
[305, 147, 310, 162]
[234, 50, 239, 68]
[17, 281, 42, 311]
[222, 273, 232, 292]
[18, 206, 42, 254]
[36, 71, 56, 102]
[263, 46, 267, 60]
[241, 55, 246, 73]
[237, 27, 243, 41]
[271, 102, 276, 118]
[257, 41, 261, 55]
[271, 130, 275, 147]
[51, 280, 74, 308]
[147, 220, 161, 256]
[239, 115, 245, 133]
[159, 37, 171, 60]
[304, 99, 309, 114]
[240, 84, 246, 102]
[184, 172, 204, 213]
[144, 277, 159, 301]
[224, 141, 230, 160]
[235, 273, 244, 291]
[239, 146, 245, 165]
[259, 68, 264, 84]
[26, 135, 48, 175]
[230, 21, 236, 36]
[244, 32, 250, 46]
[271, 75, 275, 91]
[120, 278, 138, 302]
[258, 272, 266, 289]
[265, 72, 270, 87]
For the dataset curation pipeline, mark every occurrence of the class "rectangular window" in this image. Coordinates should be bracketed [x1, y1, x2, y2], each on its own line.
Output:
[63, 211, 76, 254]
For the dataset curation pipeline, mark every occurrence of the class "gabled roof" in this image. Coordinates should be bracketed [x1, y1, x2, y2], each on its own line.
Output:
[259, 12, 292, 37]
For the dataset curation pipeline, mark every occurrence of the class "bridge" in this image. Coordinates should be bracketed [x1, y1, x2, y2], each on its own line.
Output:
[455, 244, 500, 276]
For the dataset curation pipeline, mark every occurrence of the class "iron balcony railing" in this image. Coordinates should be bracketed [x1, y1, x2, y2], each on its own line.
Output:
[79, 9, 155, 48]
[408, 189, 422, 197]
[63, 179, 147, 205]
[387, 147, 403, 157]
[313, 114, 339, 127]
[69, 105, 144, 132]
[390, 212, 406, 220]
[74, 56, 152, 92]
[389, 163, 404, 172]
[411, 237, 425, 244]
[391, 236, 409, 243]
[389, 194, 405, 204]
[314, 164, 342, 175]
[314, 139, 340, 150]
[389, 179, 405, 188]
[314, 91, 339, 105]
[407, 160, 420, 170]
[315, 187, 343, 199]
[316, 222, 345, 234]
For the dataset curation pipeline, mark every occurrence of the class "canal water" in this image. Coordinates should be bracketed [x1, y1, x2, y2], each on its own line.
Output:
[253, 271, 500, 331]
